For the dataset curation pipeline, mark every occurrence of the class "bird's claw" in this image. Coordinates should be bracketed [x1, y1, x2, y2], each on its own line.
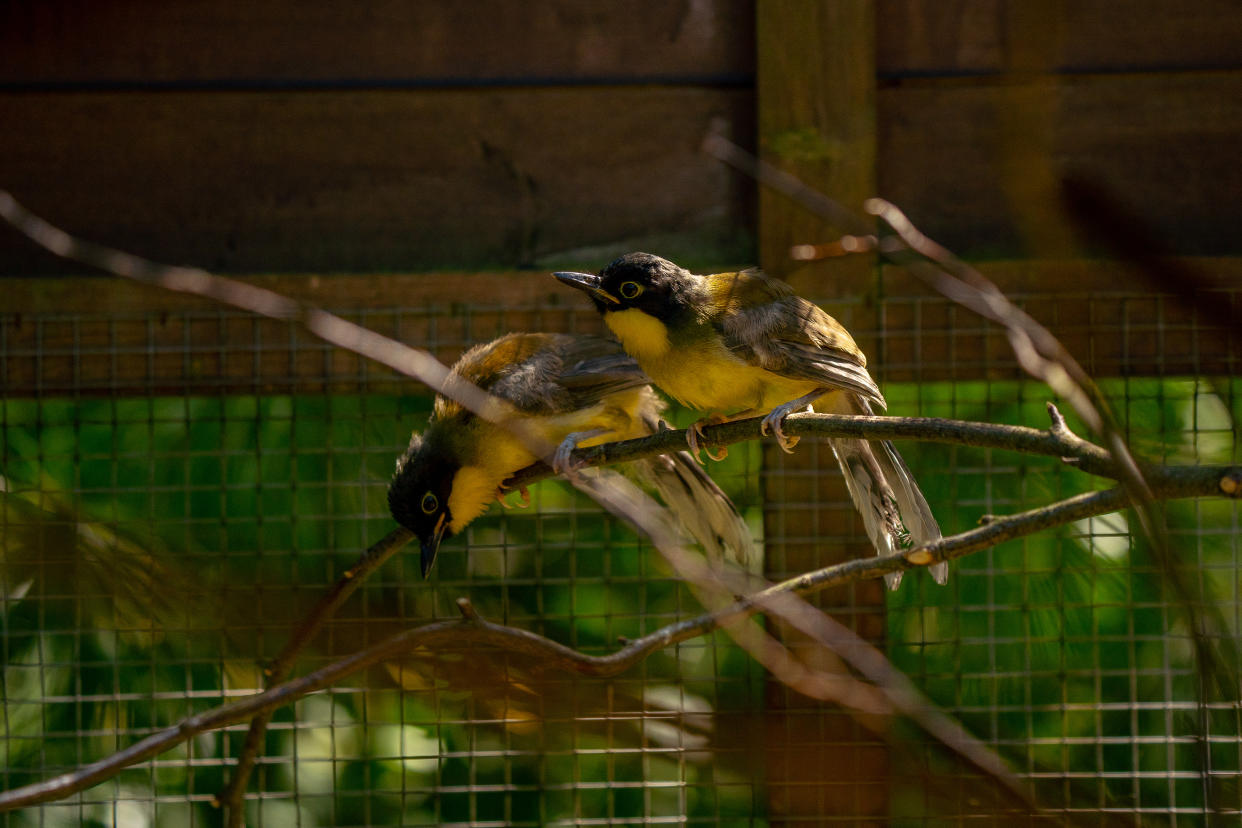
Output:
[552, 440, 585, 480]
[761, 409, 800, 454]
[495, 486, 531, 509]
[686, 415, 729, 464]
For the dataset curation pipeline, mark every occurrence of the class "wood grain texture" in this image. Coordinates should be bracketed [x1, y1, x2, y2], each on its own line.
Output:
[0, 0, 754, 85]
[0, 88, 753, 274]
[878, 0, 1242, 76]
[878, 71, 1242, 258]
[757, 0, 877, 291]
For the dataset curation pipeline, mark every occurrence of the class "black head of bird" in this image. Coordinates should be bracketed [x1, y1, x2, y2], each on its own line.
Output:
[388, 433, 458, 577]
[554, 252, 694, 321]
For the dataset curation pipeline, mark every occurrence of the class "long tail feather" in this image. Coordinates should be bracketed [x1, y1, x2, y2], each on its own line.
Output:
[629, 409, 756, 568]
[636, 451, 756, 567]
[825, 396, 944, 590]
[874, 439, 945, 583]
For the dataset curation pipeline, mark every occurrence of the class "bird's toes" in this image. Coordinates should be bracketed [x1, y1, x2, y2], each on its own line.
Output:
[551, 441, 582, 478]
[688, 416, 729, 463]
[761, 411, 789, 449]
[496, 484, 532, 509]
[685, 425, 708, 466]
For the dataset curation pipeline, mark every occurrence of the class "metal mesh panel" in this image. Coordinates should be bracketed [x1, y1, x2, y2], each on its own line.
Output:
[2, 282, 1239, 825]
[869, 283, 1242, 824]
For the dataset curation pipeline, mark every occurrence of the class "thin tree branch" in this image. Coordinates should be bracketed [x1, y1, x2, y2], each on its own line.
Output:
[3, 473, 1234, 814]
[865, 195, 1242, 817]
[505, 402, 1203, 492]
[2, 188, 1053, 820]
[213, 526, 412, 809]
[0, 192, 512, 431]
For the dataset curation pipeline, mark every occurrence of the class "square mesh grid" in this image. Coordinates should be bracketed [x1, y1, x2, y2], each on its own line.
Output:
[2, 278, 1239, 826]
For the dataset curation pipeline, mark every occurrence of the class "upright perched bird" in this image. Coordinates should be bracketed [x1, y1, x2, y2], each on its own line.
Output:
[388, 332, 754, 576]
[554, 253, 944, 589]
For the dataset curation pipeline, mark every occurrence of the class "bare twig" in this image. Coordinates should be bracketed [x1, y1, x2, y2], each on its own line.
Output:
[0, 188, 1058, 819]
[0, 192, 514, 430]
[864, 198, 1151, 495]
[1057, 177, 1242, 779]
[213, 526, 412, 810]
[701, 130, 1136, 482]
[4, 469, 1233, 814]
[862, 196, 1242, 818]
[505, 402, 1220, 493]
[0, 190, 549, 822]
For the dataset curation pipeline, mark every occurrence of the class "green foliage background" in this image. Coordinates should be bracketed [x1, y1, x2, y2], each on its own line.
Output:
[2, 378, 1238, 825]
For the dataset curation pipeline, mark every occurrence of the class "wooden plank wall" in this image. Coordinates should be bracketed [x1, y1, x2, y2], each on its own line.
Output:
[0, 1, 755, 274]
[875, 0, 1242, 263]
[4, 1, 1241, 277]
[2, 259, 1236, 399]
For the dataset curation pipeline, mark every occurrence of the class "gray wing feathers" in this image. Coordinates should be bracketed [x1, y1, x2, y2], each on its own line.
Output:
[770, 345, 886, 407]
[556, 333, 651, 405]
[720, 296, 885, 407]
[490, 338, 647, 413]
[828, 437, 904, 588]
[873, 439, 946, 585]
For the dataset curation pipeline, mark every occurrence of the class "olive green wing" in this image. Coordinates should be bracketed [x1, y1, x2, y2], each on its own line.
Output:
[710, 270, 886, 407]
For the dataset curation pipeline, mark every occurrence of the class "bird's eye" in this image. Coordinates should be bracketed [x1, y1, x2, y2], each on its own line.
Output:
[619, 281, 643, 299]
[420, 492, 438, 514]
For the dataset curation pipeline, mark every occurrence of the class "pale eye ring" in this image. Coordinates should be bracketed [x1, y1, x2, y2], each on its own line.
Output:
[619, 281, 643, 299]
[420, 492, 438, 514]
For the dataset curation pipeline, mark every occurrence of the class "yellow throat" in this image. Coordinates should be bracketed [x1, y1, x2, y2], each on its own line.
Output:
[604, 308, 671, 361]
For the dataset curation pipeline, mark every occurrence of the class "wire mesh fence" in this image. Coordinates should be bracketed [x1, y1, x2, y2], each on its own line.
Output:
[2, 282, 1239, 826]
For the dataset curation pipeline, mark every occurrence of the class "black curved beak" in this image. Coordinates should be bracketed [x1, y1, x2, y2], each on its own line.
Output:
[419, 513, 449, 577]
[554, 271, 619, 305]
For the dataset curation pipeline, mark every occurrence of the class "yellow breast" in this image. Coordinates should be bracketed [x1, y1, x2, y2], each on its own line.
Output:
[631, 337, 818, 413]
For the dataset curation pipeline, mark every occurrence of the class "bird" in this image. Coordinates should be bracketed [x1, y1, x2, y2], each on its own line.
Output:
[554, 252, 944, 589]
[388, 331, 755, 577]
